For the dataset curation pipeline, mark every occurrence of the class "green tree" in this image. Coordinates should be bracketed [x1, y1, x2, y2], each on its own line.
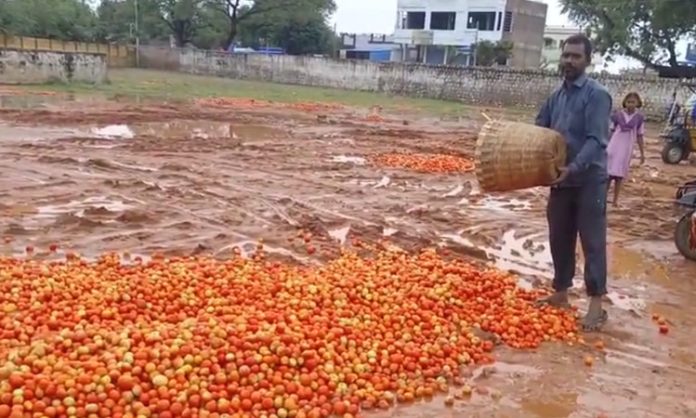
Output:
[192, 4, 228, 49]
[96, 0, 169, 43]
[151, 0, 205, 47]
[474, 40, 513, 66]
[272, 15, 333, 55]
[205, 0, 335, 49]
[0, 0, 98, 41]
[559, 0, 696, 68]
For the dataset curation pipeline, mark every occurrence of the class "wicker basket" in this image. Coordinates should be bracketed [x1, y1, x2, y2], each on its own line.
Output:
[475, 120, 567, 192]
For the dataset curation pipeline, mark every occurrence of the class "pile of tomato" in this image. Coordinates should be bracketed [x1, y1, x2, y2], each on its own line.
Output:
[370, 153, 475, 174]
[0, 246, 577, 418]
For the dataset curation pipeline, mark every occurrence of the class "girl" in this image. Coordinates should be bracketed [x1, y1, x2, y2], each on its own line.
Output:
[607, 92, 645, 207]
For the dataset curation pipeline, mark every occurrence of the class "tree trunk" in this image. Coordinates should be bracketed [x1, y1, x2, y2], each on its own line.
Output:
[665, 37, 679, 68]
[175, 24, 186, 47]
[173, 20, 191, 47]
[225, 19, 237, 49]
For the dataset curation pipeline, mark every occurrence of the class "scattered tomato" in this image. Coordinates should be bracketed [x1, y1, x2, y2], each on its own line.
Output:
[0, 247, 578, 416]
[370, 153, 475, 174]
[584, 356, 594, 367]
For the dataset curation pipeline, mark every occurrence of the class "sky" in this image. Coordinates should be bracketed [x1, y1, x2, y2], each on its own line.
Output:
[329, 0, 688, 72]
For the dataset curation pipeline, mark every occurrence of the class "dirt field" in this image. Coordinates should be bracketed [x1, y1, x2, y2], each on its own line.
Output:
[1, 70, 696, 417]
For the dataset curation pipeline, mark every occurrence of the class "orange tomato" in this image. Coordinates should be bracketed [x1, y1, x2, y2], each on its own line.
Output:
[0, 246, 578, 416]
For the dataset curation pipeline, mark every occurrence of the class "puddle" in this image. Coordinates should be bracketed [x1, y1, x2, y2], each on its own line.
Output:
[472, 361, 542, 378]
[91, 124, 135, 139]
[383, 227, 398, 237]
[31, 196, 134, 223]
[373, 176, 391, 189]
[39, 197, 132, 215]
[606, 291, 647, 315]
[494, 229, 550, 273]
[331, 155, 366, 165]
[328, 226, 350, 245]
[131, 121, 233, 139]
[606, 244, 671, 280]
[442, 184, 465, 197]
[441, 229, 552, 277]
[468, 196, 532, 211]
[0, 123, 84, 142]
[520, 393, 578, 418]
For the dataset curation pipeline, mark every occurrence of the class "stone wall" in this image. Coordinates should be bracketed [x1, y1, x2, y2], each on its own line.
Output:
[0, 49, 107, 84]
[142, 47, 684, 119]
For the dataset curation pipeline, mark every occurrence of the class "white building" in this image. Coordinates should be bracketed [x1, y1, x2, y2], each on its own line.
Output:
[541, 25, 604, 72]
[392, 0, 547, 68]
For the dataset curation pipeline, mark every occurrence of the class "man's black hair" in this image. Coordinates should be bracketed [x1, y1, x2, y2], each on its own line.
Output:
[564, 33, 593, 63]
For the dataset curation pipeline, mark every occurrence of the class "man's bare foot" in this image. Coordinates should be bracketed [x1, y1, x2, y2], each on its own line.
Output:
[581, 297, 608, 331]
[535, 291, 571, 309]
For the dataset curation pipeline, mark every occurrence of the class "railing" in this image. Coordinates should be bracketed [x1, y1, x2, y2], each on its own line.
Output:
[0, 34, 136, 68]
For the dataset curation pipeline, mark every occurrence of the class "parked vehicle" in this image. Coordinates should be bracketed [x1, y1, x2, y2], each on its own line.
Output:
[674, 180, 696, 261]
[661, 85, 696, 164]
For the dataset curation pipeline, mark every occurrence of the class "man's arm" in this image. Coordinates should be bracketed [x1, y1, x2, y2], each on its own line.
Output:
[535, 96, 552, 128]
[567, 88, 612, 174]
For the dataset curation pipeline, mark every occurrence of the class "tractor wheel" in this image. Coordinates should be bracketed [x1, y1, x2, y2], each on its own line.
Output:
[674, 211, 696, 262]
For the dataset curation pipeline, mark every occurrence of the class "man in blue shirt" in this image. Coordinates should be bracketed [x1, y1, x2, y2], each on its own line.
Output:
[535, 34, 612, 331]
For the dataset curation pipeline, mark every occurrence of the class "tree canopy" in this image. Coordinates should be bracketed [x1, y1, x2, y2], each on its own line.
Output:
[0, 0, 336, 55]
[0, 0, 98, 41]
[559, 0, 696, 68]
[474, 41, 513, 66]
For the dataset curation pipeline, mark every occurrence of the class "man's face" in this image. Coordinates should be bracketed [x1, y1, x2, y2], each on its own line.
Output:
[560, 42, 588, 81]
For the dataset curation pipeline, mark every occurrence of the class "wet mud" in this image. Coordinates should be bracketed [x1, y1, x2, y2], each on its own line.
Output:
[1, 94, 695, 417]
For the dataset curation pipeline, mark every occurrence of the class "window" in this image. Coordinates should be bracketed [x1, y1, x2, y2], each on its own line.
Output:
[430, 12, 456, 30]
[544, 37, 555, 48]
[346, 50, 370, 60]
[405, 12, 426, 29]
[467, 12, 496, 31]
[496, 12, 502, 31]
[503, 11, 513, 32]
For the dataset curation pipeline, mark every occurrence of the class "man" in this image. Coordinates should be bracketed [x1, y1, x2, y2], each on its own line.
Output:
[535, 34, 612, 331]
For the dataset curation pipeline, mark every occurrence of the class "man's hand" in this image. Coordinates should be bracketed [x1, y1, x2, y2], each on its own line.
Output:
[551, 167, 570, 185]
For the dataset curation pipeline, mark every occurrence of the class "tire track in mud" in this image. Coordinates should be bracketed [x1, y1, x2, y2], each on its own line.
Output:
[1, 101, 696, 417]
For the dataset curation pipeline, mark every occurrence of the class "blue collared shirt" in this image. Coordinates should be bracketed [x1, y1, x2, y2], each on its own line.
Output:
[535, 74, 612, 187]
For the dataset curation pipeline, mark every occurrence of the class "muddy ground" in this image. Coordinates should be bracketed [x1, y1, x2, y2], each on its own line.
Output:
[0, 92, 695, 418]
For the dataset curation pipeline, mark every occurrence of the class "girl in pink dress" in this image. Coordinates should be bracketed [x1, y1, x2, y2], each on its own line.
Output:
[607, 92, 645, 206]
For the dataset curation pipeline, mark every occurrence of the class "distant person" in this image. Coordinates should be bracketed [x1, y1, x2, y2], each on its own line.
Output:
[607, 92, 645, 207]
[534, 34, 612, 331]
[687, 91, 696, 122]
[665, 91, 679, 123]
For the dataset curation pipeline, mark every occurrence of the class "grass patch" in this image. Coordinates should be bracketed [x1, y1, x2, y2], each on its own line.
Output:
[20, 68, 533, 119]
[29, 69, 466, 115]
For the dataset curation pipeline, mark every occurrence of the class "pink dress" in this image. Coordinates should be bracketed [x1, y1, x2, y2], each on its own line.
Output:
[607, 111, 644, 179]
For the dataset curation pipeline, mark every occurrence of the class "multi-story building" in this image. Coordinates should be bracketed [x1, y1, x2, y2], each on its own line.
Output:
[392, 0, 547, 68]
[541, 25, 604, 72]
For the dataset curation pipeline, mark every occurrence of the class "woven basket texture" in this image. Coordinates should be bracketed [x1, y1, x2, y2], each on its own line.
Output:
[475, 120, 567, 192]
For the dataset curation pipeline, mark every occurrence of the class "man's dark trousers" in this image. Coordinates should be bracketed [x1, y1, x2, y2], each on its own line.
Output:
[547, 181, 608, 297]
